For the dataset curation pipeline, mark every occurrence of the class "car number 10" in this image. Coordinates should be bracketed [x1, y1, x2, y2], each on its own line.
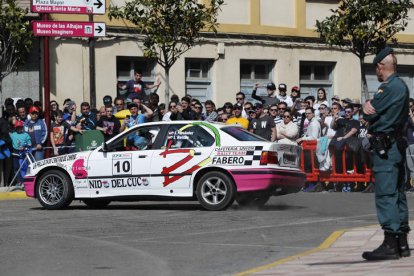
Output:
[113, 159, 132, 175]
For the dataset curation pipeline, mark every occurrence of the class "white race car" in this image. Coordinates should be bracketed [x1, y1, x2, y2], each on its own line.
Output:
[23, 121, 305, 210]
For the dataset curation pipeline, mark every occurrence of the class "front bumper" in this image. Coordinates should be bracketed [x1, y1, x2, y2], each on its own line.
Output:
[230, 168, 306, 194]
[23, 176, 36, 197]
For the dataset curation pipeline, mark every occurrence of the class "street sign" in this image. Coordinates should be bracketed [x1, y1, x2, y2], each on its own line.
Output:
[32, 21, 106, 37]
[31, 0, 105, 15]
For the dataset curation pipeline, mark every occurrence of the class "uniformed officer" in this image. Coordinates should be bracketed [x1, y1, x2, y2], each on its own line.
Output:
[362, 47, 410, 261]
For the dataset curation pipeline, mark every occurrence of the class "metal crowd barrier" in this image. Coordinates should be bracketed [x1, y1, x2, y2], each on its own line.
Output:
[300, 140, 373, 183]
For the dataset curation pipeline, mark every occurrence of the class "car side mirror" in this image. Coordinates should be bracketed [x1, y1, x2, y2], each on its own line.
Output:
[102, 142, 108, 152]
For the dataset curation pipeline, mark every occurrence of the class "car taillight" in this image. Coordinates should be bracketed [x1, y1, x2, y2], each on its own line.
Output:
[260, 151, 278, 165]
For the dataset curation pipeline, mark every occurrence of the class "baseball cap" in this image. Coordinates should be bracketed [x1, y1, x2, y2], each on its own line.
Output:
[29, 106, 40, 114]
[331, 95, 340, 101]
[342, 98, 352, 103]
[278, 83, 287, 90]
[14, 120, 24, 128]
[254, 102, 263, 109]
[233, 103, 242, 110]
[291, 86, 300, 92]
[103, 95, 112, 106]
[266, 82, 276, 90]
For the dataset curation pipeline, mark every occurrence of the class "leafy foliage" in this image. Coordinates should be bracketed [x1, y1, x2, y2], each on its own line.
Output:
[109, 0, 224, 70]
[316, 0, 412, 100]
[316, 0, 412, 59]
[0, 0, 33, 80]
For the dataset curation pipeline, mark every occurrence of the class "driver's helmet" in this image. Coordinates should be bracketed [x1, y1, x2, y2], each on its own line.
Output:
[133, 135, 149, 150]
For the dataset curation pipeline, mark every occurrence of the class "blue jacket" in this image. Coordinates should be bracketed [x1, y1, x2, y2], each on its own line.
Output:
[24, 118, 48, 145]
[0, 139, 10, 159]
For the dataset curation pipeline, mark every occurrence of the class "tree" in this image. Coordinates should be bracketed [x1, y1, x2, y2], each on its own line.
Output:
[316, 0, 412, 101]
[109, 0, 224, 105]
[0, 0, 33, 117]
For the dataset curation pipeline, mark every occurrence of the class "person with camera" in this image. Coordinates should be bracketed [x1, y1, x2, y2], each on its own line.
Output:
[76, 102, 97, 131]
[362, 47, 410, 261]
[252, 82, 280, 108]
[96, 106, 121, 142]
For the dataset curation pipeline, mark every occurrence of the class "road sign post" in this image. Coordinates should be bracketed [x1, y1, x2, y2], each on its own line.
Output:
[32, 21, 106, 37]
[31, 0, 105, 14]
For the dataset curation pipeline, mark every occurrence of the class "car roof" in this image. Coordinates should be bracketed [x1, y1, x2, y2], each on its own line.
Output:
[126, 120, 230, 130]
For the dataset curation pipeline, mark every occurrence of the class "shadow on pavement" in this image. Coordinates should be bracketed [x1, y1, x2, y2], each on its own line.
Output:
[308, 260, 368, 265]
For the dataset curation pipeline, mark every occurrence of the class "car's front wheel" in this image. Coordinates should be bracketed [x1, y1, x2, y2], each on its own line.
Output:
[36, 170, 74, 210]
[82, 199, 111, 209]
[196, 171, 235, 211]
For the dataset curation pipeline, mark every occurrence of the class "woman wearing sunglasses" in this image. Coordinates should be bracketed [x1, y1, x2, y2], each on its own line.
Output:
[276, 110, 298, 145]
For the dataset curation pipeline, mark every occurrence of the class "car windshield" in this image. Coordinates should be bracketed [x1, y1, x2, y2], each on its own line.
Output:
[221, 126, 267, 141]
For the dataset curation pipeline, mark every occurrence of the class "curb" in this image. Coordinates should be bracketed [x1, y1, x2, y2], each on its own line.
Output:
[0, 191, 29, 201]
[234, 229, 346, 276]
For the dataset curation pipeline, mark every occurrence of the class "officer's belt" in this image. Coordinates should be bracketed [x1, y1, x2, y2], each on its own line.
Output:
[371, 132, 398, 143]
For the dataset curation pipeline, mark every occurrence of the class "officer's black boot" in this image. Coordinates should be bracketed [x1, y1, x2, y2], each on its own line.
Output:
[362, 232, 400, 261]
[398, 233, 411, 257]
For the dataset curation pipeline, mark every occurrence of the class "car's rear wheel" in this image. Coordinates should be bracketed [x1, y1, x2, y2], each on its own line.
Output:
[82, 199, 111, 209]
[36, 170, 74, 210]
[236, 193, 271, 209]
[196, 171, 235, 211]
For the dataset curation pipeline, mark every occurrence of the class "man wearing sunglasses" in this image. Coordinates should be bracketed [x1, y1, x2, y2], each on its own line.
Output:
[235, 92, 248, 119]
[226, 104, 249, 129]
[248, 103, 276, 142]
[276, 83, 293, 108]
[330, 105, 359, 177]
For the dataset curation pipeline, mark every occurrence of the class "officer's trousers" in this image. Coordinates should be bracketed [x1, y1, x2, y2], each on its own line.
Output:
[372, 142, 410, 234]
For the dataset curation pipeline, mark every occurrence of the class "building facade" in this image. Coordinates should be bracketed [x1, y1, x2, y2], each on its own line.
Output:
[6, 0, 414, 108]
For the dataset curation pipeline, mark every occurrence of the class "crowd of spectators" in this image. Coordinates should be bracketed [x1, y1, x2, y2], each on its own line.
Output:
[1, 72, 412, 193]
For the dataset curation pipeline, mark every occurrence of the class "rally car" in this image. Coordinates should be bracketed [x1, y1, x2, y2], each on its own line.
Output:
[23, 121, 305, 211]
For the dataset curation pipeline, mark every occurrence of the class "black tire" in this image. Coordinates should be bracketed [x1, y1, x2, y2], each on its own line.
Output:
[196, 171, 236, 211]
[35, 169, 74, 210]
[83, 199, 111, 209]
[236, 193, 271, 209]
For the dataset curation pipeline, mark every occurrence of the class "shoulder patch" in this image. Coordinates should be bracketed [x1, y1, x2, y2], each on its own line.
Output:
[377, 89, 384, 94]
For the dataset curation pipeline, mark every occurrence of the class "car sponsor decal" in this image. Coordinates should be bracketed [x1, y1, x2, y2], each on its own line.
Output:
[160, 139, 211, 186]
[74, 179, 88, 189]
[32, 154, 77, 169]
[158, 122, 217, 187]
[188, 121, 221, 146]
[88, 177, 149, 189]
[112, 154, 132, 176]
[72, 158, 88, 179]
[212, 146, 263, 166]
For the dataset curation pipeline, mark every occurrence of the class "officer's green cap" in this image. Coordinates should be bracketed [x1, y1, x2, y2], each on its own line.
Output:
[373, 47, 394, 64]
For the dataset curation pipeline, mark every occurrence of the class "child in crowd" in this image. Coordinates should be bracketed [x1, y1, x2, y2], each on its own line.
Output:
[10, 120, 32, 185]
[24, 106, 47, 161]
[51, 110, 84, 156]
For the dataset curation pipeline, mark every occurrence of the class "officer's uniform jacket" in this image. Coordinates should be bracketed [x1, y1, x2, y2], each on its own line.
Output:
[363, 73, 409, 134]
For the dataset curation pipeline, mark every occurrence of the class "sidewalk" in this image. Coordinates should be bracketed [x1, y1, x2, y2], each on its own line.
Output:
[236, 224, 414, 276]
[0, 186, 27, 200]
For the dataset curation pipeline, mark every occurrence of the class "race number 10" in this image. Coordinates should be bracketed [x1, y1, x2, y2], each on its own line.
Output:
[112, 159, 132, 175]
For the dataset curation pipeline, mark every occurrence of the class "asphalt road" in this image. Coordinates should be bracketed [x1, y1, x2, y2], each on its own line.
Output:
[1, 192, 414, 276]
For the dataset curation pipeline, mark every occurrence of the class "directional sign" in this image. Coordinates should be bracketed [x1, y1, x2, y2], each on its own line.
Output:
[32, 21, 106, 37]
[31, 0, 105, 15]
